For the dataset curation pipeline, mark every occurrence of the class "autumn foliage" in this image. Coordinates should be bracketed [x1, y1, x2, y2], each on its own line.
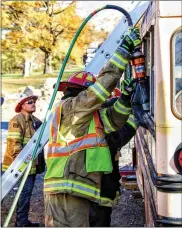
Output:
[2, 1, 108, 75]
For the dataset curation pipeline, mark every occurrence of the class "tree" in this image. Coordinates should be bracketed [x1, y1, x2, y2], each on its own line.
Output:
[2, 2, 37, 76]
[2, 1, 108, 75]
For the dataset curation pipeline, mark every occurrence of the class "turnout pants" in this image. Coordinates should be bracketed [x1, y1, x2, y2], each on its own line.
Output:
[45, 193, 90, 227]
[16, 174, 36, 226]
[89, 201, 112, 227]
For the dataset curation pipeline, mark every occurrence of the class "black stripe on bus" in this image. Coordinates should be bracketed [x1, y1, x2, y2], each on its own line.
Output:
[136, 127, 182, 193]
[157, 215, 182, 226]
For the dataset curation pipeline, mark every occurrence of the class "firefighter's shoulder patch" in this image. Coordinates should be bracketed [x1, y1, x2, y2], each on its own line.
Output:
[13, 123, 19, 128]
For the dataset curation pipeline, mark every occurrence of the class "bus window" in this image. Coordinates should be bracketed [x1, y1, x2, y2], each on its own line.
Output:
[150, 28, 155, 117]
[143, 35, 151, 77]
[171, 29, 182, 119]
[143, 30, 155, 117]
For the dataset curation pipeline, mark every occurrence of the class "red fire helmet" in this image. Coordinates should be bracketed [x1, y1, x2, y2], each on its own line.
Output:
[57, 71, 96, 92]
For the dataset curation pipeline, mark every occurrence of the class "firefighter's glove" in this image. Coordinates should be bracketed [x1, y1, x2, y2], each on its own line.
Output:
[121, 78, 135, 95]
[120, 27, 141, 54]
[120, 78, 136, 104]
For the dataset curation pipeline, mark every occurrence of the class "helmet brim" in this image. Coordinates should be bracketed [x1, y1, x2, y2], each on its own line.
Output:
[15, 96, 38, 113]
[54, 82, 87, 92]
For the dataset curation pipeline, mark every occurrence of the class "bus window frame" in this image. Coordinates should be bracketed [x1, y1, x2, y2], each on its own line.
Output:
[150, 27, 155, 117]
[170, 26, 182, 120]
[143, 27, 155, 117]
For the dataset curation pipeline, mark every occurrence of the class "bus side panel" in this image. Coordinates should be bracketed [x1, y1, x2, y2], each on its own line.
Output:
[156, 127, 181, 174]
[157, 191, 182, 218]
[155, 17, 181, 127]
[159, 1, 182, 16]
[155, 17, 182, 174]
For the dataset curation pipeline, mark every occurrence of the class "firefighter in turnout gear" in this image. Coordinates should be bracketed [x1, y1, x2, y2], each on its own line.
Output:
[2, 87, 45, 227]
[44, 27, 141, 227]
[89, 92, 138, 227]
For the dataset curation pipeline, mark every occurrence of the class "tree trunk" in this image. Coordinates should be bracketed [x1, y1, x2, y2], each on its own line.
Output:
[23, 59, 32, 77]
[43, 52, 52, 74]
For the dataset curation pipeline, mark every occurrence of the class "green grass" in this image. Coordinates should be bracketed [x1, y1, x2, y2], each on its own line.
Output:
[2, 73, 23, 78]
[2, 66, 84, 93]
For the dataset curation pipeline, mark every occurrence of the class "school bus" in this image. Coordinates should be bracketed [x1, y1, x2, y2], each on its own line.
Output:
[133, 1, 182, 226]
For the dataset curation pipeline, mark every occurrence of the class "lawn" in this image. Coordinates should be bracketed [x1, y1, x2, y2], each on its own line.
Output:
[2, 66, 84, 93]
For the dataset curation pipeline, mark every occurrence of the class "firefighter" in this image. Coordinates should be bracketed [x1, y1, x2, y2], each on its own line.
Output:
[89, 90, 137, 227]
[2, 87, 45, 227]
[44, 27, 141, 227]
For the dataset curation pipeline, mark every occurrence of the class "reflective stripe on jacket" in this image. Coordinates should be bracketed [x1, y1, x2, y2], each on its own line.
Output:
[44, 103, 113, 203]
[47, 104, 108, 158]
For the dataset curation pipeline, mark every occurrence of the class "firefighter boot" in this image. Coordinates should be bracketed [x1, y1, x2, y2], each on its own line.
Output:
[15, 220, 40, 227]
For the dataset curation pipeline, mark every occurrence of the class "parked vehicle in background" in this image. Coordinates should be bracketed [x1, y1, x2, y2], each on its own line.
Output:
[84, 42, 101, 66]
[1, 96, 4, 106]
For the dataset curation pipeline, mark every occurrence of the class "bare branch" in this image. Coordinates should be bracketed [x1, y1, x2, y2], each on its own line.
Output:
[39, 46, 47, 53]
[55, 29, 64, 38]
[8, 5, 24, 20]
[50, 1, 54, 16]
[42, 2, 47, 9]
[53, 1, 74, 15]
[46, 2, 49, 15]
[52, 24, 63, 32]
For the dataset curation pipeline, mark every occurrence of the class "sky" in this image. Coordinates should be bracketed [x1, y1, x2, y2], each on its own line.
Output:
[76, 1, 133, 32]
[77, 1, 133, 15]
